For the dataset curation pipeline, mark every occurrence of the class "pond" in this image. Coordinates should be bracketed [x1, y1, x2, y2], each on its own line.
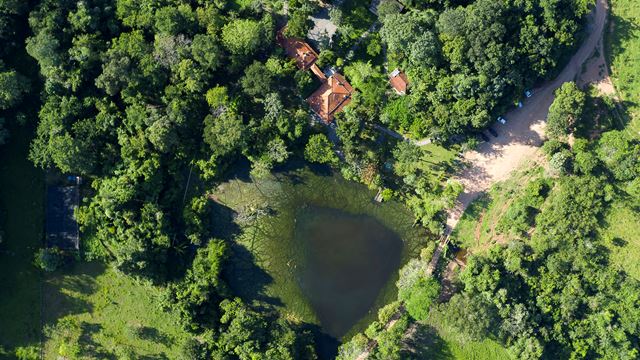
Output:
[295, 206, 403, 338]
[212, 163, 427, 350]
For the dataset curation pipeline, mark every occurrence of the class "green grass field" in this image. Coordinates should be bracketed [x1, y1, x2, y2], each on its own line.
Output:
[0, 124, 45, 358]
[600, 201, 640, 280]
[607, 0, 640, 137]
[417, 143, 459, 180]
[423, 312, 509, 360]
[42, 262, 189, 359]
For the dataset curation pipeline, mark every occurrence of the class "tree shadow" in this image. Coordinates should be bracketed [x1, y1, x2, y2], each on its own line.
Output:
[610, 237, 628, 247]
[43, 262, 106, 327]
[79, 322, 116, 359]
[403, 324, 453, 360]
[138, 326, 174, 347]
[223, 242, 283, 307]
[210, 201, 242, 241]
[298, 322, 339, 360]
[307, 163, 334, 177]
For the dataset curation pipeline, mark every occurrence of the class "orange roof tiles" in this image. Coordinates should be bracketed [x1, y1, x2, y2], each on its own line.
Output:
[307, 73, 353, 123]
[277, 29, 319, 70]
[389, 68, 409, 95]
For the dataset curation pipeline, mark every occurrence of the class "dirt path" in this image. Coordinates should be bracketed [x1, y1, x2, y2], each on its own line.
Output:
[355, 1, 608, 358]
[426, 0, 607, 299]
[444, 0, 608, 233]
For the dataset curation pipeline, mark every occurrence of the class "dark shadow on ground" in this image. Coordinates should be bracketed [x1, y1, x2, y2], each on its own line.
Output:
[210, 201, 241, 241]
[43, 262, 106, 327]
[302, 323, 340, 360]
[223, 242, 283, 307]
[79, 322, 115, 359]
[139, 326, 174, 347]
[404, 324, 453, 360]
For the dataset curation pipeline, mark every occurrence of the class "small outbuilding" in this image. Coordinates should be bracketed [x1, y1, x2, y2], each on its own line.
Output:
[389, 68, 409, 95]
[46, 185, 80, 250]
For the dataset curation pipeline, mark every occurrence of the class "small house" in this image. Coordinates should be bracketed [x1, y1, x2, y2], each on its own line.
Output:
[277, 30, 319, 71]
[389, 68, 409, 95]
[46, 185, 80, 250]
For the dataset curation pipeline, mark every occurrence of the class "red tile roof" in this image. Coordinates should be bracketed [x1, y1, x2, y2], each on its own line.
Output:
[307, 73, 353, 123]
[389, 69, 409, 94]
[277, 29, 319, 70]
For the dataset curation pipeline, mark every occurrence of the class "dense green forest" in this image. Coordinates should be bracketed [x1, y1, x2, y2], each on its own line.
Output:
[2, 0, 638, 358]
[0, 1, 30, 142]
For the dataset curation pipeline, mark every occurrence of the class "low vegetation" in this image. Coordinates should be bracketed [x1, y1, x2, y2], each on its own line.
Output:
[607, 0, 640, 136]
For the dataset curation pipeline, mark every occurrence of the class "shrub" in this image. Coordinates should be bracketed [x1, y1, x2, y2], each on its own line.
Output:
[34, 247, 65, 272]
[542, 139, 567, 158]
[14, 346, 39, 360]
[398, 277, 440, 321]
[548, 150, 572, 177]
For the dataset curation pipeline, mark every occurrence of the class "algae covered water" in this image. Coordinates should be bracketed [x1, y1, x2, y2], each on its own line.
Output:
[212, 164, 427, 342]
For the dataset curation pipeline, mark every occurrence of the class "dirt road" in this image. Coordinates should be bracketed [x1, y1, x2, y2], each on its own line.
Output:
[444, 0, 608, 233]
[423, 0, 610, 276]
[358, 1, 609, 357]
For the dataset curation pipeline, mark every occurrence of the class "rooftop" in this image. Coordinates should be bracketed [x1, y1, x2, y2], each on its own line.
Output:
[46, 185, 80, 250]
[307, 73, 354, 123]
[277, 29, 319, 71]
[389, 69, 409, 95]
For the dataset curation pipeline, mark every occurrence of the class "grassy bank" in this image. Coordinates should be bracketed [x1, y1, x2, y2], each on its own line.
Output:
[607, 0, 640, 137]
[600, 201, 640, 280]
[451, 163, 544, 252]
[423, 314, 510, 360]
[0, 123, 45, 357]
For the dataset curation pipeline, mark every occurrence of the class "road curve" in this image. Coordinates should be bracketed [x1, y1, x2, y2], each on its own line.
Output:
[426, 0, 608, 276]
[444, 0, 608, 233]
[357, 1, 609, 357]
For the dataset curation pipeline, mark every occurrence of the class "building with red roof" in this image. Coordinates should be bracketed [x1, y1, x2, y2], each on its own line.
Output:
[277, 29, 319, 71]
[389, 68, 409, 95]
[306, 73, 354, 123]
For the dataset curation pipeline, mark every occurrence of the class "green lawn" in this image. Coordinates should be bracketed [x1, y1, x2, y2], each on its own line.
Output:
[607, 0, 640, 137]
[600, 201, 640, 280]
[42, 262, 190, 359]
[419, 143, 459, 179]
[422, 312, 509, 360]
[0, 124, 45, 358]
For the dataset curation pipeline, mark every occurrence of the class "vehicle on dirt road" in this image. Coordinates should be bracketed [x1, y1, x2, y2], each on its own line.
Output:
[497, 116, 507, 124]
[525, 89, 534, 98]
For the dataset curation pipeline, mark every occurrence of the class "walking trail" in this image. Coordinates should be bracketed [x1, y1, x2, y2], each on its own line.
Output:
[357, 0, 609, 357]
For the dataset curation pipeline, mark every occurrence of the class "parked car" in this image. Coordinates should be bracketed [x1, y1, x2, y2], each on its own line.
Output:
[497, 116, 507, 124]
[487, 128, 498, 137]
[525, 89, 534, 98]
[479, 132, 490, 142]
